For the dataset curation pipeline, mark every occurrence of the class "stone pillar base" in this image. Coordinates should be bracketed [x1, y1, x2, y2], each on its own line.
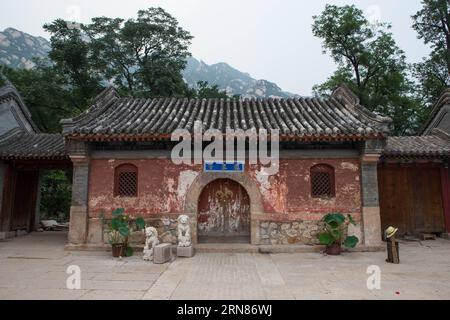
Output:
[154, 244, 173, 264]
[68, 205, 88, 245]
[362, 206, 382, 247]
[177, 246, 195, 257]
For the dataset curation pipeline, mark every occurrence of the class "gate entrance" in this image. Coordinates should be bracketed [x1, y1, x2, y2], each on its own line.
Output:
[197, 179, 250, 243]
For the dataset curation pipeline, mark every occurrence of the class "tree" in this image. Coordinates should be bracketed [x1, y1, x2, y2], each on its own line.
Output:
[43, 19, 102, 110]
[312, 4, 423, 135]
[40, 170, 72, 221]
[83, 7, 193, 97]
[190, 81, 229, 99]
[412, 0, 450, 104]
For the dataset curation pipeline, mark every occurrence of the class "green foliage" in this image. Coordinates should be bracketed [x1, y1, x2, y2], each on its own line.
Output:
[413, 51, 450, 107]
[318, 213, 359, 249]
[343, 236, 359, 248]
[412, 0, 450, 106]
[106, 208, 145, 257]
[186, 81, 229, 99]
[39, 171, 71, 221]
[412, 0, 450, 55]
[43, 20, 102, 110]
[312, 4, 424, 135]
[83, 7, 193, 97]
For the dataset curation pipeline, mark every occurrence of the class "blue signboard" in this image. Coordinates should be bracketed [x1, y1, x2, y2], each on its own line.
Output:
[204, 162, 245, 173]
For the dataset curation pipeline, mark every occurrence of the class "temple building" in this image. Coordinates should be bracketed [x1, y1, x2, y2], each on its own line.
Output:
[0, 84, 448, 250]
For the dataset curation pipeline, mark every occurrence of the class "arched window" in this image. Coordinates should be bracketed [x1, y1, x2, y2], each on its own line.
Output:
[311, 164, 335, 198]
[114, 164, 138, 197]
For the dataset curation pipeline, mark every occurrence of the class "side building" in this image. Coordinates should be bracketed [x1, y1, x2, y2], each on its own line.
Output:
[0, 85, 69, 239]
[380, 89, 450, 237]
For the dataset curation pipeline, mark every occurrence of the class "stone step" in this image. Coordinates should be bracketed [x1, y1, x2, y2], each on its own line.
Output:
[195, 243, 259, 253]
[195, 243, 325, 254]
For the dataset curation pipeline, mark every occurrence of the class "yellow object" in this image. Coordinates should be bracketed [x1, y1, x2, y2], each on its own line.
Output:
[385, 226, 399, 239]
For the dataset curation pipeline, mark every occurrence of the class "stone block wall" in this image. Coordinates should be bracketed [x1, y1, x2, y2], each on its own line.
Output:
[96, 216, 180, 246]
[260, 221, 324, 245]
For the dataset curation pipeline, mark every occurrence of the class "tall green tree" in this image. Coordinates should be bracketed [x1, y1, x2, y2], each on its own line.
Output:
[43, 20, 102, 110]
[84, 7, 193, 97]
[412, 0, 450, 104]
[312, 4, 423, 135]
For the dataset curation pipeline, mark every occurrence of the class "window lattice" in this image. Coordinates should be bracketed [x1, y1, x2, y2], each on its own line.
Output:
[311, 165, 335, 198]
[115, 165, 138, 197]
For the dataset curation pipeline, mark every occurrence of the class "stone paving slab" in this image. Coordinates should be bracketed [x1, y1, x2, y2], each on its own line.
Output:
[79, 289, 145, 300]
[1, 232, 450, 300]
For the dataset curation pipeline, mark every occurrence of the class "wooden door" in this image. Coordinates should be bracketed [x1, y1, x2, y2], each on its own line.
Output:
[198, 179, 250, 243]
[378, 165, 409, 233]
[411, 167, 445, 233]
[11, 171, 39, 231]
[378, 165, 445, 236]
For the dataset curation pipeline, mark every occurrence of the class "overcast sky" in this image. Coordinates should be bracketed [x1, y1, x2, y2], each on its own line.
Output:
[1, 0, 430, 95]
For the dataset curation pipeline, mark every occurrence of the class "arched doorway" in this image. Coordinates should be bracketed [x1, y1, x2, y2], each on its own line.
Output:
[197, 179, 251, 243]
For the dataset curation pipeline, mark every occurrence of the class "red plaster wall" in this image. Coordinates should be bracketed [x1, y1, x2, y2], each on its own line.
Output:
[88, 158, 361, 221]
[88, 159, 201, 218]
[249, 159, 361, 222]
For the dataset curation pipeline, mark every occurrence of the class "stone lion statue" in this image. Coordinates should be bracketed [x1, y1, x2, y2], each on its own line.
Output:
[177, 215, 191, 247]
[143, 227, 159, 261]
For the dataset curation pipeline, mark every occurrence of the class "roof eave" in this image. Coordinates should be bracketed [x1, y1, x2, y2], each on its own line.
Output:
[65, 132, 387, 142]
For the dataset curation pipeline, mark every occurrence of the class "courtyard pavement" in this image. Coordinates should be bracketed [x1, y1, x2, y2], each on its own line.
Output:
[0, 232, 449, 300]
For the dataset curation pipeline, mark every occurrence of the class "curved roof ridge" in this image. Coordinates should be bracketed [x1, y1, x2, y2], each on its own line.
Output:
[61, 86, 120, 134]
[421, 87, 450, 135]
[331, 84, 393, 129]
[0, 84, 40, 133]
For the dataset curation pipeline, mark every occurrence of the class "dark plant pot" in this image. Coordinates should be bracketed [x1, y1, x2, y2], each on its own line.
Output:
[112, 243, 126, 257]
[325, 243, 341, 255]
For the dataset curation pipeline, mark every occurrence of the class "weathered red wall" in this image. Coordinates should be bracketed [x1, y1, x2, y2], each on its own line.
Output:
[250, 159, 361, 221]
[88, 158, 361, 221]
[88, 159, 200, 217]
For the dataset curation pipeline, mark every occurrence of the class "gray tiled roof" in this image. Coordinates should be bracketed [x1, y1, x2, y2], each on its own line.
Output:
[421, 88, 450, 135]
[0, 133, 67, 159]
[383, 136, 450, 158]
[62, 85, 392, 141]
[0, 85, 40, 133]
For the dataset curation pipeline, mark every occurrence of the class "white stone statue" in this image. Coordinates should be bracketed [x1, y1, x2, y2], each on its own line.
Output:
[177, 215, 191, 247]
[143, 227, 159, 261]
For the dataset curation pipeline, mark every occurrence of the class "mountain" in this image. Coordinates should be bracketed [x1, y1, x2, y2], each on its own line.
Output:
[0, 28, 50, 69]
[183, 57, 296, 98]
[0, 27, 297, 98]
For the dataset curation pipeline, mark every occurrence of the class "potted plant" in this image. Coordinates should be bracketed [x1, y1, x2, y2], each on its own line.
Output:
[106, 208, 145, 258]
[318, 213, 359, 255]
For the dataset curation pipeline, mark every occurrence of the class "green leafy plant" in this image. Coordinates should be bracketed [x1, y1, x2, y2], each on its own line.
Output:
[318, 213, 359, 249]
[105, 208, 145, 257]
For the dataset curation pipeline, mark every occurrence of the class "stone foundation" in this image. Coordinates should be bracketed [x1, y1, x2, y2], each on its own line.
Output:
[92, 217, 365, 247]
[99, 217, 179, 246]
[259, 221, 325, 245]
